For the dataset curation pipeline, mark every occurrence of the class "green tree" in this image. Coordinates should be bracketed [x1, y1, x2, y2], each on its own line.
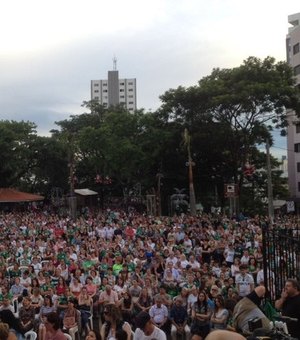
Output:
[158, 57, 300, 210]
[0, 120, 38, 188]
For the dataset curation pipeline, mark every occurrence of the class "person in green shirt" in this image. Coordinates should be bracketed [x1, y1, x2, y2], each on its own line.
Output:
[112, 256, 123, 276]
[7, 264, 21, 282]
[57, 248, 66, 262]
[41, 276, 54, 296]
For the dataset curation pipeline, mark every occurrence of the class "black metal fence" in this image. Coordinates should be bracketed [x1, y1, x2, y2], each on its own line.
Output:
[262, 222, 300, 301]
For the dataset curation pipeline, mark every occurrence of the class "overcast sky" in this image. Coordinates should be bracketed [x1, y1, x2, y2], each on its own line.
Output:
[1, 0, 299, 157]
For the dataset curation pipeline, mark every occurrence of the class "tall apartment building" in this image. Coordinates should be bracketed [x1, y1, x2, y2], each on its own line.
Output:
[286, 13, 300, 205]
[91, 61, 137, 113]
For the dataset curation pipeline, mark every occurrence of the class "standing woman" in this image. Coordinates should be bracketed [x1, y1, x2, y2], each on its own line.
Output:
[254, 247, 264, 267]
[210, 295, 229, 330]
[230, 258, 241, 278]
[100, 303, 132, 340]
[191, 290, 211, 339]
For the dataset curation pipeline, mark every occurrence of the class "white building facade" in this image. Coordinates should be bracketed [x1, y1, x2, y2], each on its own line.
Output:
[286, 13, 300, 200]
[91, 69, 137, 113]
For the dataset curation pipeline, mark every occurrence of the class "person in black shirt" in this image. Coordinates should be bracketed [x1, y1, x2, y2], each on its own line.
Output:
[275, 278, 300, 339]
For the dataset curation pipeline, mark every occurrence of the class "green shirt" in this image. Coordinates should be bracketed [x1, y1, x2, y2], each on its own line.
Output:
[112, 263, 123, 276]
[0, 292, 13, 302]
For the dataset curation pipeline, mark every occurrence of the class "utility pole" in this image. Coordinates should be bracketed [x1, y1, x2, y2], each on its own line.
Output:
[266, 139, 274, 224]
[184, 129, 197, 216]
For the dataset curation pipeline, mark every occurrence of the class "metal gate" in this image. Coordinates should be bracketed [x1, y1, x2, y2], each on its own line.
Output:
[262, 222, 300, 301]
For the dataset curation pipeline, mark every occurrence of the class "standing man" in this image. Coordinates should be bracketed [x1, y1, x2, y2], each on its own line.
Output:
[275, 278, 300, 339]
[235, 265, 254, 298]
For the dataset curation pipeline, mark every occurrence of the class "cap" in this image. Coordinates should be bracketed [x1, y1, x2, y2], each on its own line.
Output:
[135, 311, 150, 330]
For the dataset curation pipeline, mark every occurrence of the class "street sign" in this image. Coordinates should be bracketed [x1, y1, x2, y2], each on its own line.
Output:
[286, 201, 295, 213]
[224, 184, 238, 198]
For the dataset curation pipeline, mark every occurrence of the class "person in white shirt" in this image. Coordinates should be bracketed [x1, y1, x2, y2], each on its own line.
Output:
[235, 265, 254, 297]
[183, 236, 193, 254]
[166, 252, 178, 267]
[240, 250, 250, 265]
[224, 244, 235, 266]
[189, 255, 200, 270]
[256, 269, 275, 286]
[134, 311, 166, 340]
[179, 254, 189, 269]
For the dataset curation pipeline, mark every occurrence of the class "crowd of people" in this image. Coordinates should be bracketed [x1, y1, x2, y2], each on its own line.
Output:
[0, 208, 298, 339]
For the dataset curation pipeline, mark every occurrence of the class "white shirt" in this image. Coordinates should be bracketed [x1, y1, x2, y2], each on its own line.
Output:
[256, 269, 275, 285]
[236, 273, 254, 297]
[134, 326, 166, 340]
[241, 255, 250, 265]
[189, 260, 200, 269]
[224, 248, 235, 263]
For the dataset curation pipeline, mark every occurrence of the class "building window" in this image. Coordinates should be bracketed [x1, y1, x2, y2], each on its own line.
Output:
[128, 82, 133, 85]
[297, 162, 300, 172]
[296, 123, 300, 133]
[120, 82, 125, 85]
[120, 89, 124, 92]
[294, 65, 300, 76]
[129, 101, 134, 104]
[128, 95, 133, 98]
[120, 95, 125, 98]
[298, 182, 300, 192]
[94, 83, 99, 87]
[94, 96, 99, 100]
[128, 89, 133, 92]
[294, 43, 300, 55]
[103, 83, 107, 86]
[103, 89, 108, 93]
[94, 90, 99, 93]
[295, 143, 300, 152]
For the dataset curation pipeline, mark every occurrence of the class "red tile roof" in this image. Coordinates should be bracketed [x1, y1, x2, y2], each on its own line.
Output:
[0, 188, 44, 202]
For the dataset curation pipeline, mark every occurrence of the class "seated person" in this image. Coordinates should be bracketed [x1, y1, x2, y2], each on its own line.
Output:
[63, 297, 80, 332]
[170, 297, 190, 340]
[18, 296, 36, 333]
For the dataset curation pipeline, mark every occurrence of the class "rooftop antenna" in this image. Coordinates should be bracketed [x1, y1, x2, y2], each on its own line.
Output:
[113, 56, 117, 70]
